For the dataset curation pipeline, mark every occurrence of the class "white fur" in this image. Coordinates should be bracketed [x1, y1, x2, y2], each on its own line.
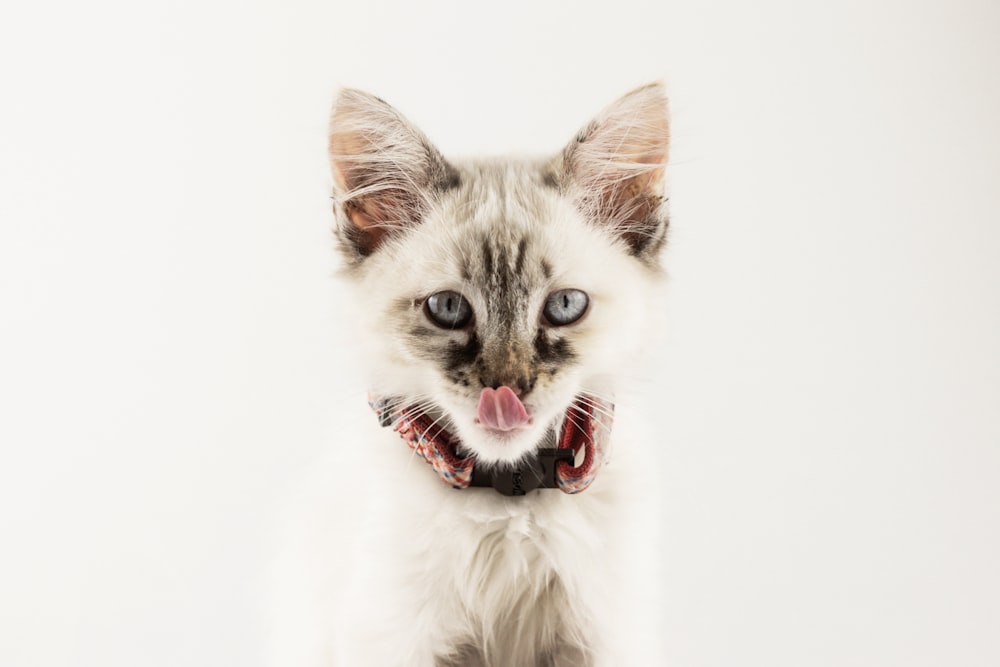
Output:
[272, 399, 665, 666]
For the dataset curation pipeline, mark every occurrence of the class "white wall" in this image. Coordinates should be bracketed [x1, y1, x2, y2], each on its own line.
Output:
[1, 1, 998, 665]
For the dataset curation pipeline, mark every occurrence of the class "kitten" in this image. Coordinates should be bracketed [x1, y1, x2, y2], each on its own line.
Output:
[273, 84, 671, 666]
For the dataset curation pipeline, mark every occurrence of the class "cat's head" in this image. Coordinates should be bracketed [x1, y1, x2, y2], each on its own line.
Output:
[329, 85, 669, 466]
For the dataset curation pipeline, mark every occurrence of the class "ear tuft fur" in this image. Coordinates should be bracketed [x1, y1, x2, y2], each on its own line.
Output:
[328, 89, 458, 261]
[558, 83, 671, 258]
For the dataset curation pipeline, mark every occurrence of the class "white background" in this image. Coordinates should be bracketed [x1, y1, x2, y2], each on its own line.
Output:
[2, 0, 998, 665]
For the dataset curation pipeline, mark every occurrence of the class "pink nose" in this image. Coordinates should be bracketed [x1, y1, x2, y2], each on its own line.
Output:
[477, 386, 530, 432]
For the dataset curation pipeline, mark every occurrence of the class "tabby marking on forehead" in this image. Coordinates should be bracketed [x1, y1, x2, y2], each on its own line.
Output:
[425, 227, 575, 396]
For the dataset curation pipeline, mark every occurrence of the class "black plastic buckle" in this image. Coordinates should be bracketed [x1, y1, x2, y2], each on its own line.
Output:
[469, 448, 575, 496]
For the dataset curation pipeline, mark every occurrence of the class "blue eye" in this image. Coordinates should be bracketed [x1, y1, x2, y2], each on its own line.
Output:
[425, 291, 473, 329]
[542, 289, 589, 326]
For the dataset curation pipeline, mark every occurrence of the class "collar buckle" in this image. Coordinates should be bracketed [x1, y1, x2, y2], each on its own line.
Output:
[469, 448, 575, 496]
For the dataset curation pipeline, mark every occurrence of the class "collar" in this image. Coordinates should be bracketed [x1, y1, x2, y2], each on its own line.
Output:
[368, 394, 613, 495]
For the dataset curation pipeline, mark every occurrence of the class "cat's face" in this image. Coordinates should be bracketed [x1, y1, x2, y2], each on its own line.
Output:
[329, 86, 669, 466]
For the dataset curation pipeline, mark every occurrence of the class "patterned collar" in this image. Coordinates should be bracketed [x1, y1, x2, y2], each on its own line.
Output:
[369, 394, 613, 496]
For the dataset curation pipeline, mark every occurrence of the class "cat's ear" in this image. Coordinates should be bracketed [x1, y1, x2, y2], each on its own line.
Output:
[557, 83, 670, 258]
[328, 89, 458, 260]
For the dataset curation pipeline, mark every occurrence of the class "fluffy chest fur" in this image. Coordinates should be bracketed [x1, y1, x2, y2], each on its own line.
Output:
[334, 415, 657, 667]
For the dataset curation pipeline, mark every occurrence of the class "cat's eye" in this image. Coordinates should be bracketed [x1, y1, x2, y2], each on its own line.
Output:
[425, 291, 473, 329]
[542, 289, 589, 326]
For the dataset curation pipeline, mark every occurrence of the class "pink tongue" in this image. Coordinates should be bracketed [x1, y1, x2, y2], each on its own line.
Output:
[477, 386, 530, 432]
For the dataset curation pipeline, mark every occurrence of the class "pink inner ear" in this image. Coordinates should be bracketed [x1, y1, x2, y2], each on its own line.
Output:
[329, 125, 428, 254]
[638, 149, 668, 166]
[341, 202, 387, 252]
[338, 183, 421, 255]
[346, 203, 374, 230]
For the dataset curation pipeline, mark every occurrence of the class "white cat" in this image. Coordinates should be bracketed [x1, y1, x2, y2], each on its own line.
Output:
[272, 84, 671, 666]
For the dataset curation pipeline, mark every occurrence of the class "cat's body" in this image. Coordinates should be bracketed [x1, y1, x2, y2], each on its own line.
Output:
[273, 85, 671, 666]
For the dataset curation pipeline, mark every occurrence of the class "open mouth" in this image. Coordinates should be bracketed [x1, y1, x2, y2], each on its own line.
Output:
[370, 392, 614, 494]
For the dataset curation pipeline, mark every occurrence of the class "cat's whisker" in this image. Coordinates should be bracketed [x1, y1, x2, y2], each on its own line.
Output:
[560, 412, 595, 445]
[574, 395, 617, 422]
[380, 395, 440, 431]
